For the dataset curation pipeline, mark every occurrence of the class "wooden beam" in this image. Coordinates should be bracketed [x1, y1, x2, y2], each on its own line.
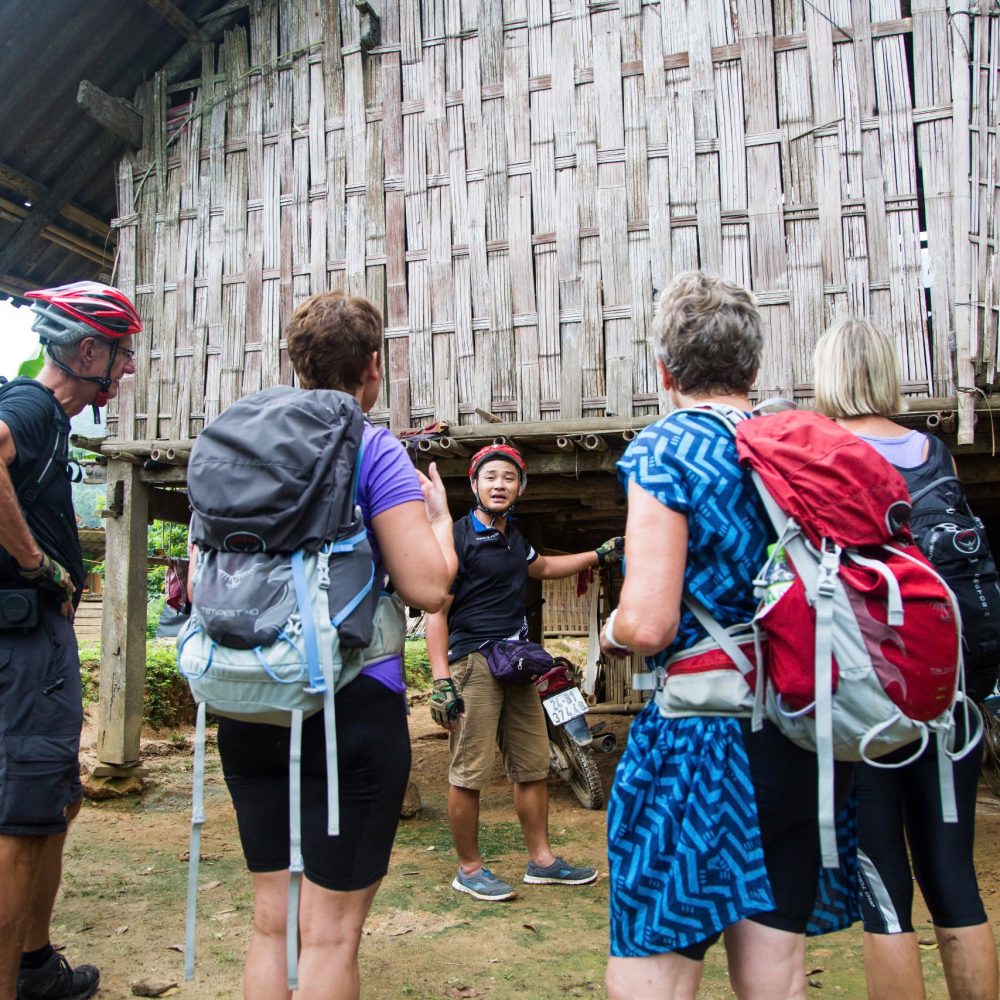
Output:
[148, 487, 191, 525]
[161, 6, 248, 82]
[76, 81, 144, 149]
[142, 0, 201, 39]
[0, 160, 111, 241]
[0, 196, 112, 267]
[0, 272, 35, 298]
[96, 460, 150, 766]
[0, 130, 123, 281]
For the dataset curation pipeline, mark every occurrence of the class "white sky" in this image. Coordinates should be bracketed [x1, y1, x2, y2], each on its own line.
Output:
[0, 300, 40, 379]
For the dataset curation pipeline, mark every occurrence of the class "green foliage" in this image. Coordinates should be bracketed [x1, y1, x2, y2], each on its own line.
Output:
[16, 348, 43, 380]
[148, 520, 189, 559]
[404, 638, 432, 690]
[144, 641, 194, 729]
[148, 566, 166, 599]
[147, 595, 165, 638]
[78, 641, 100, 710]
[78, 639, 193, 730]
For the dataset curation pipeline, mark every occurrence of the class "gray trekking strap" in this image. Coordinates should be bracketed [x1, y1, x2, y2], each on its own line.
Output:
[184, 701, 208, 981]
[683, 594, 766, 730]
[287, 709, 305, 990]
[813, 542, 841, 869]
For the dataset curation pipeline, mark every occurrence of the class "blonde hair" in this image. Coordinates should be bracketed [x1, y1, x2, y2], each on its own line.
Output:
[651, 271, 761, 396]
[813, 318, 904, 418]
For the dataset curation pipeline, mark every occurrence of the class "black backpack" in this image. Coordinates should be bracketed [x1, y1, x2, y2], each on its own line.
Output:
[898, 434, 1000, 700]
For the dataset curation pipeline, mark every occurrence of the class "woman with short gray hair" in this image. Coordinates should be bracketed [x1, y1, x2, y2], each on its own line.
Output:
[603, 272, 857, 1000]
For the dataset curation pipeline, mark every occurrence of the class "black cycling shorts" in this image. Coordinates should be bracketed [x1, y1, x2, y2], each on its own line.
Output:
[0, 603, 83, 836]
[741, 719, 854, 935]
[856, 713, 987, 934]
[218, 674, 411, 892]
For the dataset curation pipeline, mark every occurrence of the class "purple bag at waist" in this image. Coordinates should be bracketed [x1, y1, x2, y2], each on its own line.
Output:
[485, 640, 554, 686]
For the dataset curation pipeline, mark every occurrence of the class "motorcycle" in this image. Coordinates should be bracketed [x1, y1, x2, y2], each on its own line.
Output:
[535, 657, 614, 810]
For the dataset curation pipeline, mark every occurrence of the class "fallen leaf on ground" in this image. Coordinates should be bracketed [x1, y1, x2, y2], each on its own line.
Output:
[918, 941, 939, 951]
[806, 968, 825, 975]
[522, 924, 539, 934]
[114, 926, 129, 935]
[444, 988, 480, 999]
[807, 978, 822, 989]
[198, 880, 221, 892]
[131, 979, 179, 997]
[388, 926, 415, 937]
[166, 945, 183, 953]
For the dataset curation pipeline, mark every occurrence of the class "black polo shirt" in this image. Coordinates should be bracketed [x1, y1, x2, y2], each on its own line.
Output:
[446, 510, 538, 662]
[0, 380, 84, 591]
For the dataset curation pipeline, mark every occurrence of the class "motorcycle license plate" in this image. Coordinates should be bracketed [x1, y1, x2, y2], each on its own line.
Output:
[542, 687, 588, 726]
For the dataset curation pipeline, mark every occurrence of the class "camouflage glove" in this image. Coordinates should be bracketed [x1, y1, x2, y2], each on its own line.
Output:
[18, 551, 75, 603]
[595, 536, 625, 568]
[430, 677, 464, 729]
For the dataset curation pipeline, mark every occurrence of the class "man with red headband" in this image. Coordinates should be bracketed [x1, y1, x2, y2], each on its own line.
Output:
[426, 444, 623, 901]
[0, 282, 140, 1000]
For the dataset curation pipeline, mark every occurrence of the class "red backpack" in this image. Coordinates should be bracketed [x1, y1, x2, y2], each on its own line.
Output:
[637, 406, 980, 867]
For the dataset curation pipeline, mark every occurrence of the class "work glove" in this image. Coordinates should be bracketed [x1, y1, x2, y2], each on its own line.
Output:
[18, 551, 76, 604]
[430, 677, 465, 729]
[595, 536, 625, 568]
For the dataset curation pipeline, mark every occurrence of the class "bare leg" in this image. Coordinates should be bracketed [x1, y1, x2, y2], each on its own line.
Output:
[0, 834, 46, 1000]
[862, 932, 926, 1000]
[20, 799, 80, 951]
[513, 779, 556, 868]
[606, 953, 703, 1000]
[295, 878, 381, 1000]
[448, 785, 483, 873]
[936, 923, 999, 1000]
[724, 920, 807, 1000]
[244, 870, 292, 1000]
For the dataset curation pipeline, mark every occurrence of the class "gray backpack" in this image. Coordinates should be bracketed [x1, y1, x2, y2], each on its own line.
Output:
[176, 386, 384, 988]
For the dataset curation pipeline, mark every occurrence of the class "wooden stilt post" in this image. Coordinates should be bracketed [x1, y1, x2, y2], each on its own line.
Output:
[96, 459, 150, 768]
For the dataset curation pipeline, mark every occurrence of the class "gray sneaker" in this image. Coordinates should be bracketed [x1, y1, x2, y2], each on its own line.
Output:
[523, 857, 598, 886]
[452, 866, 516, 901]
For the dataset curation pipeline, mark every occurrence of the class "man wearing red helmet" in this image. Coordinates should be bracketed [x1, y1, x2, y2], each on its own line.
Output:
[0, 282, 140, 1000]
[426, 444, 623, 901]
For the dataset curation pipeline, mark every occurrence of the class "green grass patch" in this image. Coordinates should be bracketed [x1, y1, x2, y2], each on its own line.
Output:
[404, 637, 432, 690]
[78, 638, 194, 730]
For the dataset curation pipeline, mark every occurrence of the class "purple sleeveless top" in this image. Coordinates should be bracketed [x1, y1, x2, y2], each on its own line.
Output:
[857, 429, 928, 469]
[356, 424, 424, 692]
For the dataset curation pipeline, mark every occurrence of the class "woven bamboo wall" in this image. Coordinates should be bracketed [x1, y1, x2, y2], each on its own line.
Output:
[105, 0, 1000, 442]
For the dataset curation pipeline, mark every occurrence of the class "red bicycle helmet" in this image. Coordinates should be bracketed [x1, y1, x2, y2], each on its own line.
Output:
[468, 444, 527, 483]
[26, 281, 143, 345]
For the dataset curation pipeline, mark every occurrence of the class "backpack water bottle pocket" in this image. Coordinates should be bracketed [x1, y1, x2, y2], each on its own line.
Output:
[326, 510, 378, 649]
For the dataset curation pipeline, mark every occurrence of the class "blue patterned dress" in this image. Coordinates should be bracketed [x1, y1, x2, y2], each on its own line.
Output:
[608, 410, 858, 957]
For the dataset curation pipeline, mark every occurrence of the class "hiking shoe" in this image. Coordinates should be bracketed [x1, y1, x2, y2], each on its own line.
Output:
[17, 953, 100, 1000]
[452, 866, 516, 901]
[523, 857, 598, 886]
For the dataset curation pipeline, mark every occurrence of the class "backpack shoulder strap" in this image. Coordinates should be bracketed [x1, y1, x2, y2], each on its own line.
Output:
[0, 378, 69, 506]
[907, 435, 963, 506]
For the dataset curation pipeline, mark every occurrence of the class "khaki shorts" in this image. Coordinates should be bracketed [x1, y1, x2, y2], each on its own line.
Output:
[447, 651, 550, 789]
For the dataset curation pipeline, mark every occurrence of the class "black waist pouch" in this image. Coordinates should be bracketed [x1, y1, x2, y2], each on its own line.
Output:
[0, 589, 39, 629]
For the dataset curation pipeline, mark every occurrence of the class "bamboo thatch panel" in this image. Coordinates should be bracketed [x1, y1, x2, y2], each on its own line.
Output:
[106, 0, 1000, 443]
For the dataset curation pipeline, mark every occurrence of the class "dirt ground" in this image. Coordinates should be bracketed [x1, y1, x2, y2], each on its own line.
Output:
[61, 690, 1000, 1000]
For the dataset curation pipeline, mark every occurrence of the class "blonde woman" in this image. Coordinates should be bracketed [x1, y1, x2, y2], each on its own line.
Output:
[814, 318, 998, 1000]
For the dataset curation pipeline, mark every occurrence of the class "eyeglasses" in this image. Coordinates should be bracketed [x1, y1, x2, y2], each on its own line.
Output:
[116, 346, 137, 362]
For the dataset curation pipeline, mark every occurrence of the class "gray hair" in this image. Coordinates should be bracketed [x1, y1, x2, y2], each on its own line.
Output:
[651, 271, 761, 396]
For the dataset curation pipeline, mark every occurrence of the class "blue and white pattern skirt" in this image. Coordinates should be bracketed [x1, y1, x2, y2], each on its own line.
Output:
[608, 708, 774, 957]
